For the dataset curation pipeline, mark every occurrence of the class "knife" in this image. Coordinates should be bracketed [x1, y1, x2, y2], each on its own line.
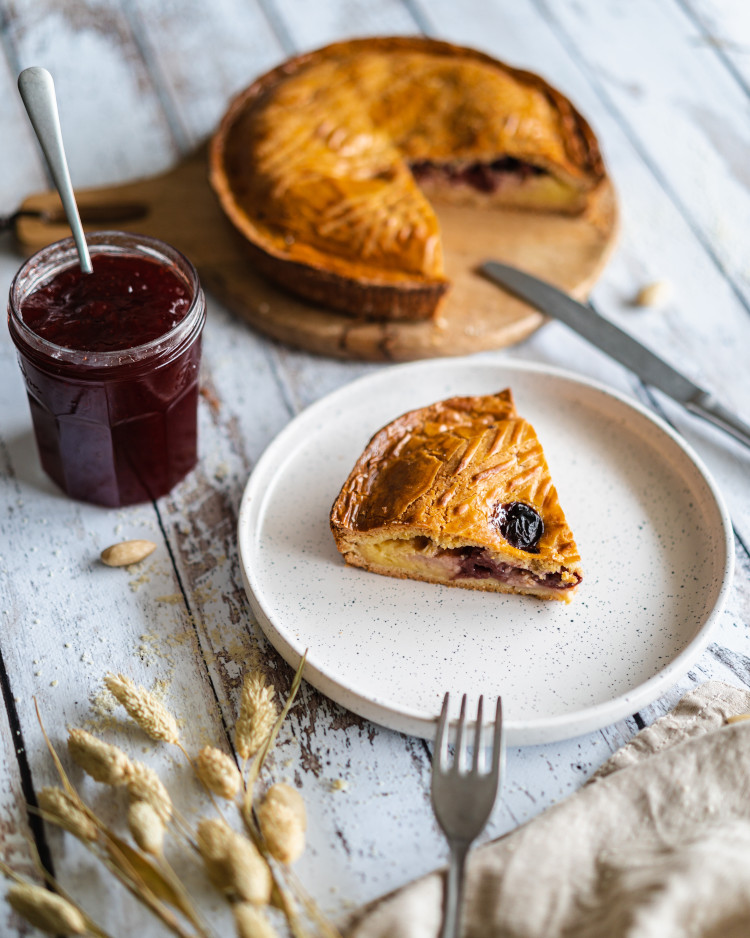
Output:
[481, 260, 750, 450]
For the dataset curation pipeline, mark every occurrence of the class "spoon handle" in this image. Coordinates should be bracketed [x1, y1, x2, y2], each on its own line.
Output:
[18, 67, 92, 274]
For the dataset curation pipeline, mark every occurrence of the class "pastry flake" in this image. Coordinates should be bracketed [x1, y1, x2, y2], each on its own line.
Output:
[330, 389, 582, 601]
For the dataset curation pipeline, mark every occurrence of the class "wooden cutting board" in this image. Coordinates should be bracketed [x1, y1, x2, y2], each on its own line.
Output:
[14, 146, 618, 362]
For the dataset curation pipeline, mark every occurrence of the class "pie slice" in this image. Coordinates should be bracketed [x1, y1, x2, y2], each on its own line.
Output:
[210, 37, 607, 321]
[330, 389, 582, 601]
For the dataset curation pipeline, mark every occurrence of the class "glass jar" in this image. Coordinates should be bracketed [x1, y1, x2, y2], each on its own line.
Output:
[8, 231, 206, 507]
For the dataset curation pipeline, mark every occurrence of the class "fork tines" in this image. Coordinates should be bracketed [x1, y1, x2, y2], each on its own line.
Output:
[433, 692, 504, 777]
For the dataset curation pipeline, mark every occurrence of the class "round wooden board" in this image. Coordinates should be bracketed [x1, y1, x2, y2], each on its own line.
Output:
[210, 181, 618, 362]
[16, 152, 617, 362]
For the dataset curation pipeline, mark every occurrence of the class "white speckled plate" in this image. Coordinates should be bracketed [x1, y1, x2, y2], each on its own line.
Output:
[237, 359, 733, 745]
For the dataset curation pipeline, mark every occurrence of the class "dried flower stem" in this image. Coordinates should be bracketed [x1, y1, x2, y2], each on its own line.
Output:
[257, 785, 306, 865]
[37, 787, 99, 842]
[244, 653, 307, 798]
[99, 835, 203, 938]
[237, 654, 342, 938]
[35, 702, 210, 938]
[0, 859, 112, 938]
[6, 881, 88, 935]
[177, 743, 229, 823]
[236, 673, 277, 765]
[105, 673, 180, 744]
[67, 728, 133, 786]
[233, 902, 279, 938]
[195, 746, 242, 801]
[197, 818, 271, 905]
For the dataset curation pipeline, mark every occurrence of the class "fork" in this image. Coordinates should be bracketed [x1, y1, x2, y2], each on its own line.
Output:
[431, 693, 505, 938]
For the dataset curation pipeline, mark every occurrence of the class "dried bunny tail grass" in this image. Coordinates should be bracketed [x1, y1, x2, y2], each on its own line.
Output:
[235, 672, 277, 761]
[128, 801, 165, 855]
[104, 673, 180, 744]
[6, 882, 87, 935]
[127, 761, 173, 824]
[197, 818, 271, 905]
[37, 787, 98, 843]
[196, 746, 242, 801]
[67, 728, 133, 786]
[233, 901, 279, 938]
[256, 784, 306, 865]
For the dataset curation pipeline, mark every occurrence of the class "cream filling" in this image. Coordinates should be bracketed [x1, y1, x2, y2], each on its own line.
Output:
[409, 159, 585, 212]
[356, 537, 578, 592]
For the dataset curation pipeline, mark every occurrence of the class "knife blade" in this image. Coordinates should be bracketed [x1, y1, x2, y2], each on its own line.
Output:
[481, 260, 750, 450]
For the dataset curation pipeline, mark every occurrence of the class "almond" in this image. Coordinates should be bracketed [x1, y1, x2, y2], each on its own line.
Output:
[634, 280, 672, 308]
[100, 539, 157, 567]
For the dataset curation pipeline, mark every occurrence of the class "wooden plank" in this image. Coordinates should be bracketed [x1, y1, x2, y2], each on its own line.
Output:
[675, 0, 750, 99]
[270, 0, 416, 52]
[2, 0, 179, 185]
[0, 44, 54, 935]
[539, 0, 750, 312]
[0, 652, 44, 935]
[0, 43, 46, 213]
[124, 0, 285, 147]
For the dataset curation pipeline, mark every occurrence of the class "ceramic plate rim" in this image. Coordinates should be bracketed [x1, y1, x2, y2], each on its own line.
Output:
[237, 359, 734, 743]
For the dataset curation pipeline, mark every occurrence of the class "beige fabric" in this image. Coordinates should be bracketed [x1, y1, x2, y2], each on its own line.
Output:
[348, 682, 750, 938]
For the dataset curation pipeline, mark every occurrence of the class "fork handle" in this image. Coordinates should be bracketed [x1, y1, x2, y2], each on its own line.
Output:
[440, 841, 470, 938]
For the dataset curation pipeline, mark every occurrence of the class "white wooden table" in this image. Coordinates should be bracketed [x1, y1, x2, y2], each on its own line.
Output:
[1, 1, 749, 934]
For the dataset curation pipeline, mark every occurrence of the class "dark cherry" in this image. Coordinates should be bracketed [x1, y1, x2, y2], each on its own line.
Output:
[492, 502, 544, 553]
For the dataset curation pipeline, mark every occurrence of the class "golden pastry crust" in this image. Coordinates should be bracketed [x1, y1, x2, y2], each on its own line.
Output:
[330, 389, 582, 600]
[210, 37, 607, 321]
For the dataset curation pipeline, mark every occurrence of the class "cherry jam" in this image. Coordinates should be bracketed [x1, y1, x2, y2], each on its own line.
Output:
[20, 254, 191, 351]
[8, 232, 206, 507]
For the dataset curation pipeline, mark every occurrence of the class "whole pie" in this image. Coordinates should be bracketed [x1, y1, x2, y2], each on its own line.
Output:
[210, 37, 607, 321]
[330, 389, 582, 601]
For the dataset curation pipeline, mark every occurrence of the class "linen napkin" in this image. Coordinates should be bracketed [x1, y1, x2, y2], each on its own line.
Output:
[347, 681, 750, 938]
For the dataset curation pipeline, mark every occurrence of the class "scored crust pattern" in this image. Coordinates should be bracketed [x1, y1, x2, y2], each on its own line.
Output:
[330, 390, 582, 593]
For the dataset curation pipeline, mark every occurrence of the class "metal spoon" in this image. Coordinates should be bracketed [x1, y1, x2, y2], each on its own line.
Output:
[18, 66, 92, 273]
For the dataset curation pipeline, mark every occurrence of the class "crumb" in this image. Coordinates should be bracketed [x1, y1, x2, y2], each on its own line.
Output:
[330, 778, 348, 792]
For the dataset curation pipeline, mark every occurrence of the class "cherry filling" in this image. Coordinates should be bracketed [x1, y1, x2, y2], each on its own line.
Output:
[451, 546, 578, 591]
[410, 157, 546, 194]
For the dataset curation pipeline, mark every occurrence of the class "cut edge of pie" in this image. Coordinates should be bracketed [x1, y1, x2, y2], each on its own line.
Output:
[330, 388, 582, 601]
[210, 36, 608, 322]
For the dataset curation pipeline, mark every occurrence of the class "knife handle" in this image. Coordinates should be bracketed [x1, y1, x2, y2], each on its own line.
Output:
[687, 392, 750, 450]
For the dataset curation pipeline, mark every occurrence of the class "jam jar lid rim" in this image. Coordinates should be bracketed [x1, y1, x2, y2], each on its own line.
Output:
[8, 231, 205, 364]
